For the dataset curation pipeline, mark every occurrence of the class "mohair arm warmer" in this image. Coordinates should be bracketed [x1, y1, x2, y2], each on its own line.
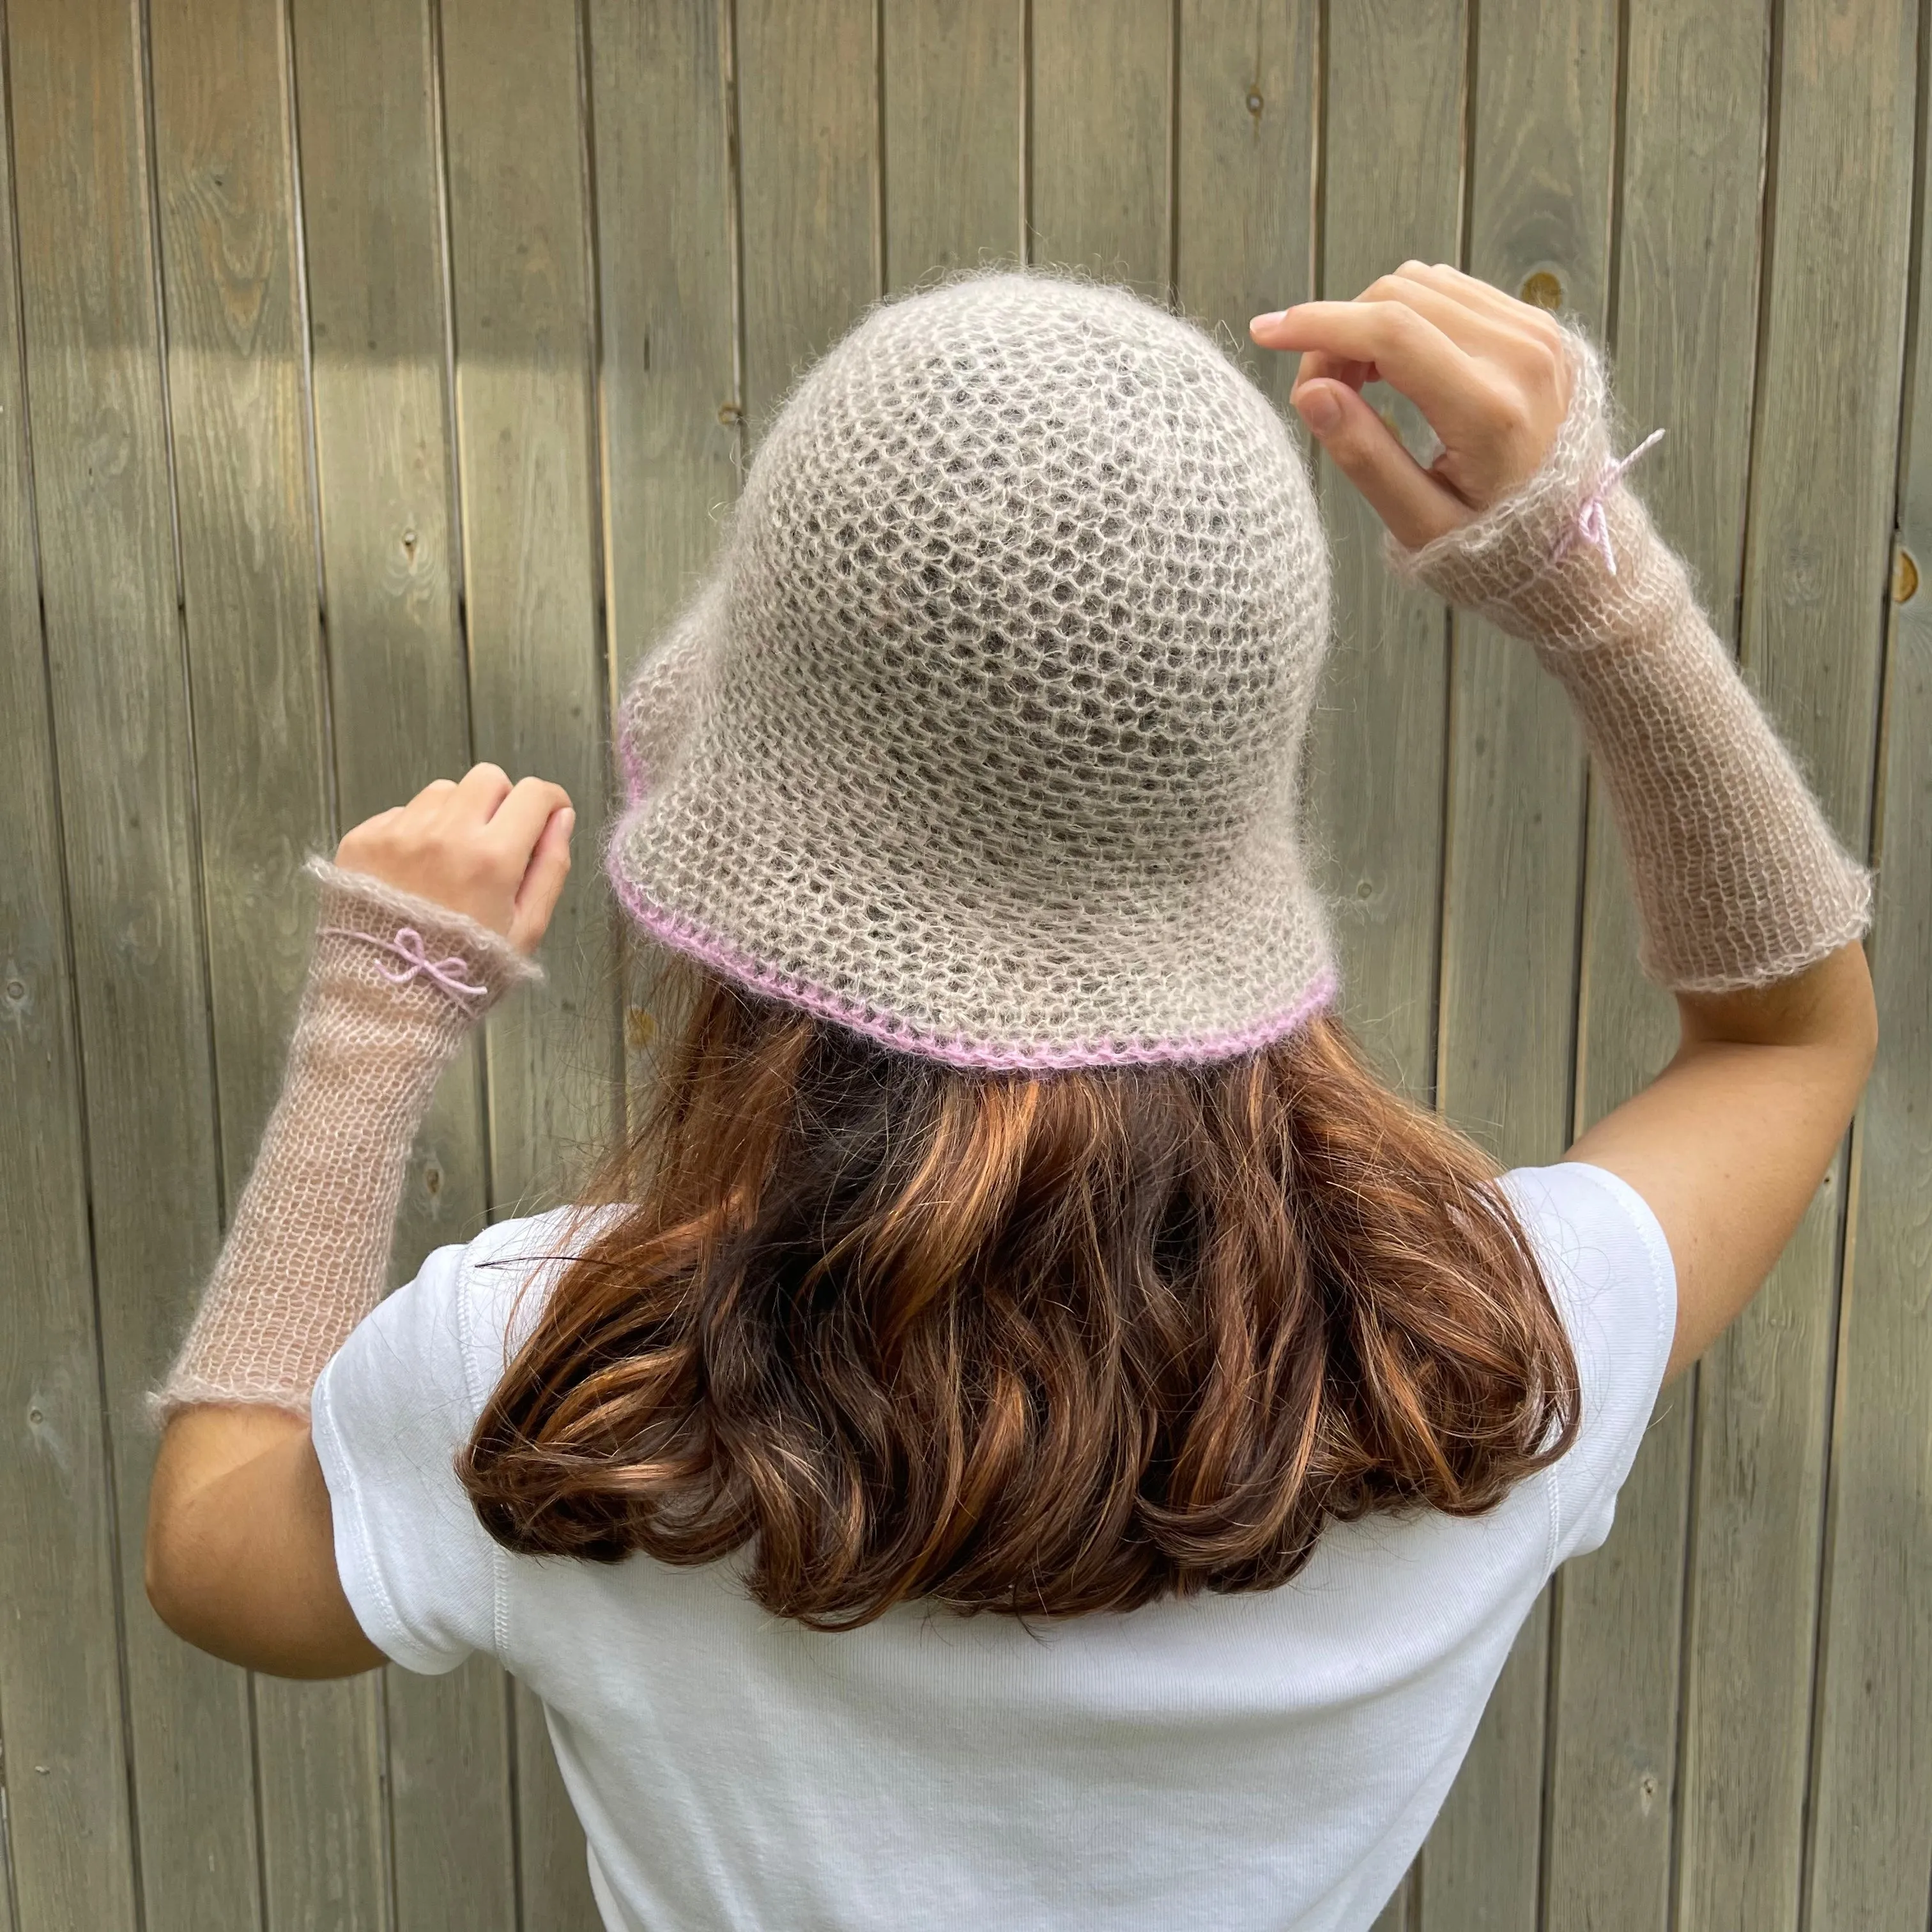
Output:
[1384, 323, 1871, 991]
[150, 857, 540, 1423]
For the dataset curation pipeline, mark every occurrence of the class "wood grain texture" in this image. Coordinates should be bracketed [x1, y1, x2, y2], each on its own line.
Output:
[1315, 13, 1469, 1920]
[287, 0, 510, 1922]
[8, 6, 1932, 1924]
[1671, 3, 1917, 1928]
[149, 0, 331, 1210]
[1029, 0, 1171, 290]
[590, 0, 739, 663]
[1802, 102, 1932, 1911]
[509, 6, 742, 1919]
[585, 0, 740, 1158]
[251, 1697, 387, 1930]
[1304, 0, 1465, 1115]
[288, 0, 490, 1255]
[881, 0, 1025, 288]
[1172, 0, 1317, 408]
[442, 0, 611, 1296]
[1423, 2, 1621, 1925]
[148, 7, 337, 1921]
[5, 0, 266, 1924]
[1367, 1874, 1412, 1932]
[442, 2, 612, 1925]
[1540, 5, 1775, 1927]
[736, 0, 878, 437]
[0, 12, 142, 1926]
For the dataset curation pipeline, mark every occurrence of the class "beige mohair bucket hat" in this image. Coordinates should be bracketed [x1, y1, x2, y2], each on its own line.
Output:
[607, 270, 1337, 1071]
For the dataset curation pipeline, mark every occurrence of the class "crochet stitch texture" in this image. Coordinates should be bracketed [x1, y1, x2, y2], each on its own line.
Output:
[608, 271, 1339, 1071]
[1384, 321, 1873, 991]
[151, 858, 539, 1421]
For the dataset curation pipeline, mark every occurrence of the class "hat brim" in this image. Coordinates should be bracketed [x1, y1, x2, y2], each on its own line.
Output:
[608, 607, 1336, 1074]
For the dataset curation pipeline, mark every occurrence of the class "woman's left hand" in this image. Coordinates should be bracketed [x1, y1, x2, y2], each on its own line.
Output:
[1250, 261, 1572, 550]
[334, 762, 574, 956]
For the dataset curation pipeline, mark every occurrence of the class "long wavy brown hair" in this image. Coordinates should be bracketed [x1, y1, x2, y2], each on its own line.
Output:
[460, 957, 1580, 1630]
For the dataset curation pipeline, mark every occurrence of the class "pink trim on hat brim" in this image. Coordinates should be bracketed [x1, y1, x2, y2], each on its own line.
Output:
[609, 866, 1337, 1072]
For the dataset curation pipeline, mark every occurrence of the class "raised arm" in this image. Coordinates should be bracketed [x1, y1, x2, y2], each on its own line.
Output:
[1252, 264, 1876, 1386]
[144, 765, 572, 1674]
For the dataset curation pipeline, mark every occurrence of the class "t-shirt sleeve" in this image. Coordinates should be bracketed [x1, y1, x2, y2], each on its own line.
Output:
[310, 1207, 587, 1675]
[1498, 1160, 1679, 1568]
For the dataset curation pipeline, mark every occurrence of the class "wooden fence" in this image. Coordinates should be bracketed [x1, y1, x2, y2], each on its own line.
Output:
[2, 0, 1927, 1927]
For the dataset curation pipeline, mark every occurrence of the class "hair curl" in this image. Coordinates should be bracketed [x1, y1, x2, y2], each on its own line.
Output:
[459, 958, 1579, 1630]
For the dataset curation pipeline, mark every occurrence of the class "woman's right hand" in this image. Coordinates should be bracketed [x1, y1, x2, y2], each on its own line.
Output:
[1248, 262, 1572, 550]
[334, 763, 574, 956]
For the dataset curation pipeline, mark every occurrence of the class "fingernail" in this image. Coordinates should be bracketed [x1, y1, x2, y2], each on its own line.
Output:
[1296, 383, 1340, 434]
[1248, 309, 1285, 335]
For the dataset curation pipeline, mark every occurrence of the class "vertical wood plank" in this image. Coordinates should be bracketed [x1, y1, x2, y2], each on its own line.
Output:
[880, 0, 1024, 289]
[1172, 0, 1317, 410]
[1424, 1, 1621, 1924]
[5, 0, 264, 1924]
[523, 4, 742, 1921]
[1030, 0, 1170, 290]
[1312, 12, 1471, 1918]
[148, 4, 336, 1920]
[1303, 0, 1466, 1120]
[287, 0, 509, 1922]
[441, 3, 613, 1926]
[589, 0, 739, 666]
[736, 0, 877, 436]
[1673, 2, 1917, 1927]
[291, 0, 470, 829]
[1542, 4, 1775, 1926]
[441, 0, 610, 1315]
[0, 6, 143, 1924]
[1803, 50, 1932, 1906]
[151, 0, 331, 1222]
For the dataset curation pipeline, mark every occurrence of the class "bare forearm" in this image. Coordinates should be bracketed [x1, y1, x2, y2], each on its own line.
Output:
[141, 769, 571, 1676]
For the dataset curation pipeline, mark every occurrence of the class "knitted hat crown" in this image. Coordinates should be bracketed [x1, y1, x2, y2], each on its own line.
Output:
[609, 270, 1337, 1071]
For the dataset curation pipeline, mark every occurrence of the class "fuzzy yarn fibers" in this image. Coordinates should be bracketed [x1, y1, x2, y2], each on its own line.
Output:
[608, 270, 1338, 1071]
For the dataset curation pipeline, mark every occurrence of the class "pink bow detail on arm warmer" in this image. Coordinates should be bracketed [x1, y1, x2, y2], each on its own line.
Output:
[317, 923, 490, 1005]
[1549, 425, 1667, 577]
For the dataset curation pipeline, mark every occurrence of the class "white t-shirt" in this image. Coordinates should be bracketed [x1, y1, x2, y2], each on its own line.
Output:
[312, 1159, 1675, 1932]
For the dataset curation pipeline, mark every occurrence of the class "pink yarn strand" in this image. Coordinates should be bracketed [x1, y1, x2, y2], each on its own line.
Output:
[609, 870, 1337, 1072]
[1549, 425, 1666, 576]
[318, 924, 489, 1004]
